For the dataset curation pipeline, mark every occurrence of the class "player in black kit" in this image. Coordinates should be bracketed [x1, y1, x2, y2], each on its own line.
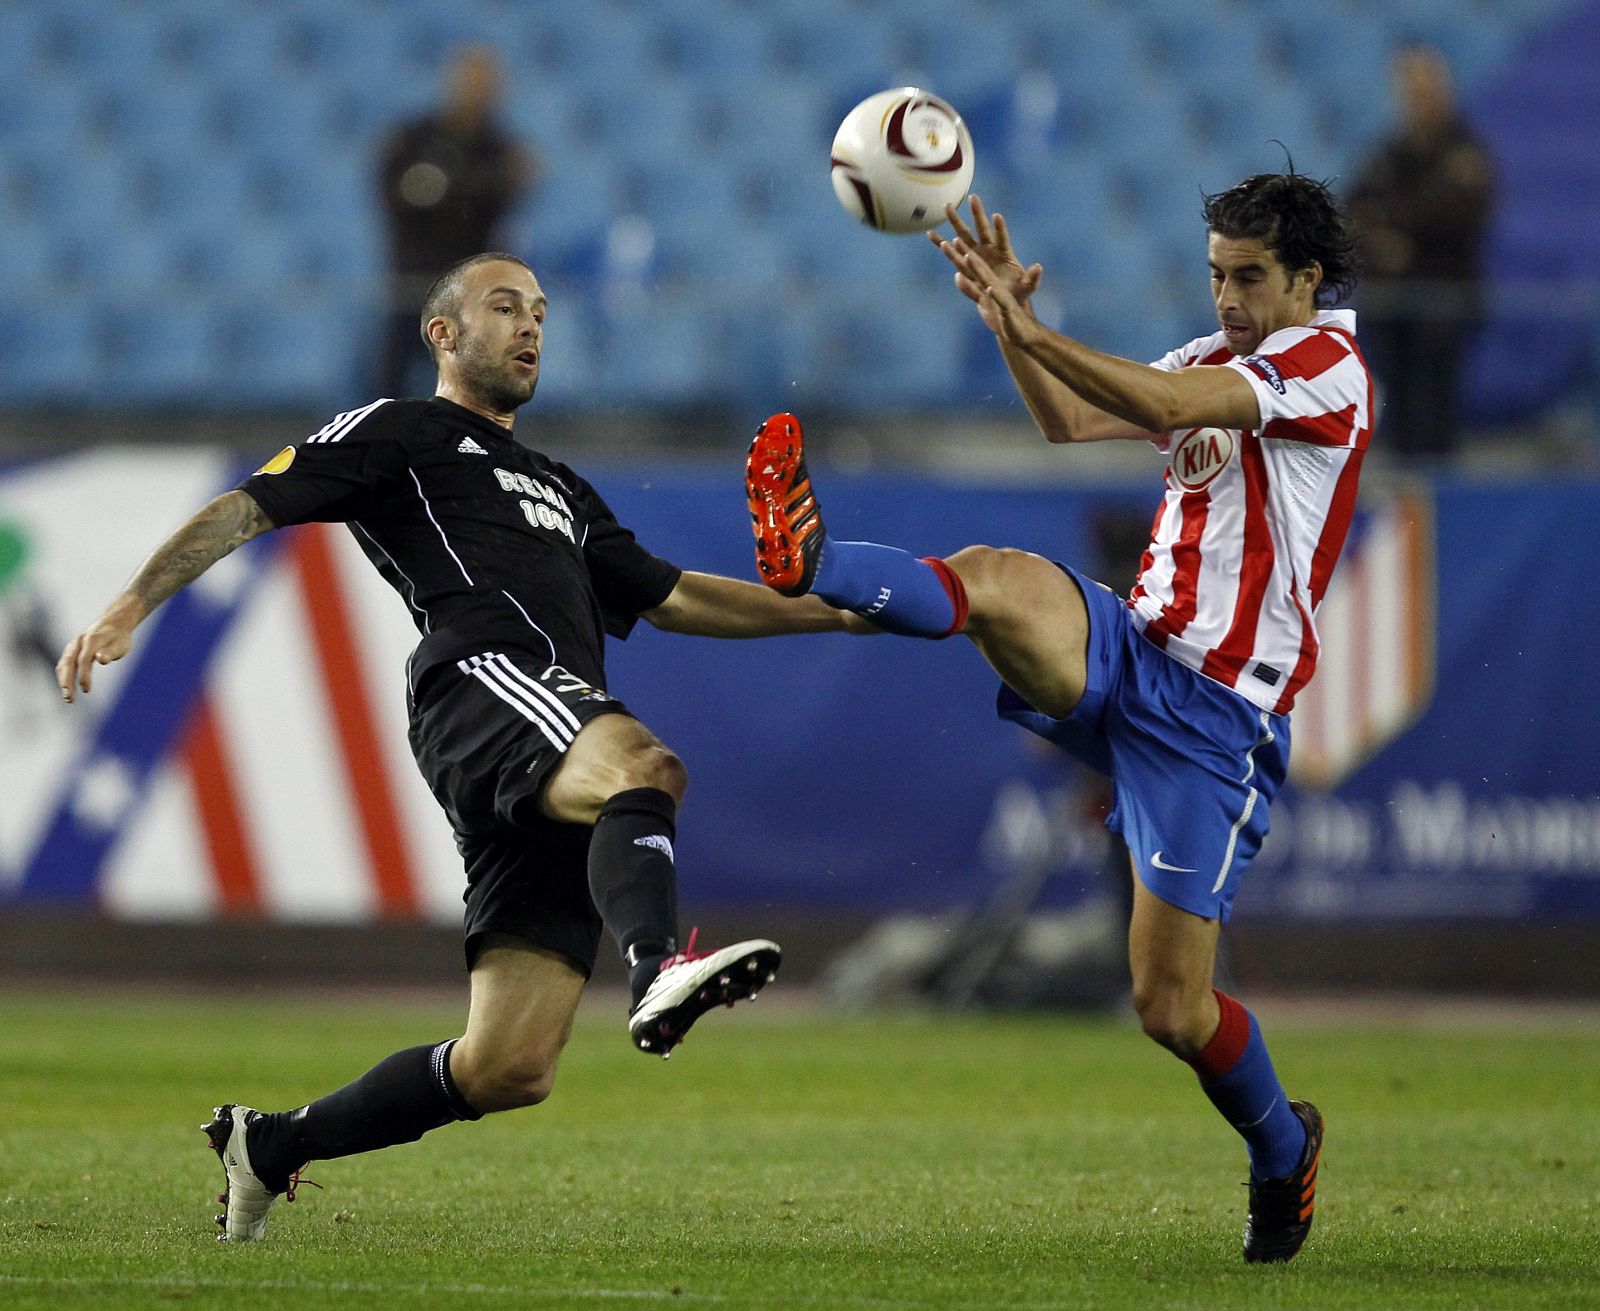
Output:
[56, 253, 860, 1242]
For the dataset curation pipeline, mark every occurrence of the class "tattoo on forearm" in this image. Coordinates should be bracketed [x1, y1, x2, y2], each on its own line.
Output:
[125, 492, 272, 613]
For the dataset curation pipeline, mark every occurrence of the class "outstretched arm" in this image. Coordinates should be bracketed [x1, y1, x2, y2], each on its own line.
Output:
[950, 242, 1260, 434]
[56, 489, 275, 700]
[932, 198, 1152, 444]
[642, 570, 873, 638]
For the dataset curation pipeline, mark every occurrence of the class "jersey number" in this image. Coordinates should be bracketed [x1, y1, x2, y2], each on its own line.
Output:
[520, 498, 576, 543]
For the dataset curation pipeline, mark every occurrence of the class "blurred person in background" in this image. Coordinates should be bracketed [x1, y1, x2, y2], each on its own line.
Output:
[376, 46, 536, 397]
[1349, 43, 1495, 462]
[56, 252, 859, 1242]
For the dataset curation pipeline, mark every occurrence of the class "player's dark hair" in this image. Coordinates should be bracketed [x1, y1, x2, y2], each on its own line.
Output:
[419, 252, 534, 360]
[1202, 171, 1359, 306]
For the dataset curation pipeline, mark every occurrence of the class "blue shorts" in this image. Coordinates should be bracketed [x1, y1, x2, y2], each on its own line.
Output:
[997, 565, 1289, 922]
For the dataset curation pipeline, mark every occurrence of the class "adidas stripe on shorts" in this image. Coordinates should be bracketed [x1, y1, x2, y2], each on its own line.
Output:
[407, 649, 634, 972]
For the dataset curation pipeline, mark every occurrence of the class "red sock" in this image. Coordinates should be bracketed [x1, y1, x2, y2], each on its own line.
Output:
[1187, 988, 1251, 1081]
[919, 556, 969, 637]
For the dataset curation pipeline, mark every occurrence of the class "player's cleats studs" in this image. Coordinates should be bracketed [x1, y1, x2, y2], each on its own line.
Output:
[746, 412, 826, 597]
[628, 927, 781, 1058]
[203, 1104, 314, 1242]
[1242, 1100, 1323, 1264]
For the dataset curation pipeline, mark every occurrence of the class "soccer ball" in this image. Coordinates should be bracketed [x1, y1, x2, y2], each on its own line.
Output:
[829, 88, 975, 234]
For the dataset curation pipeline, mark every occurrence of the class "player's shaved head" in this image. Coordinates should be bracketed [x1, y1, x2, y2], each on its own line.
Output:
[420, 253, 534, 360]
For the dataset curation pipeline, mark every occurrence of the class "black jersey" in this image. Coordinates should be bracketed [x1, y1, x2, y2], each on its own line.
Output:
[238, 397, 681, 691]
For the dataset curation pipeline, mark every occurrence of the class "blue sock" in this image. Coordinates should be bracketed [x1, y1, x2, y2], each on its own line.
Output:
[1189, 991, 1308, 1180]
[811, 540, 963, 638]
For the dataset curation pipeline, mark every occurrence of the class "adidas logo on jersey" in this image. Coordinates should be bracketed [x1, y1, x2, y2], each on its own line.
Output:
[458, 436, 488, 455]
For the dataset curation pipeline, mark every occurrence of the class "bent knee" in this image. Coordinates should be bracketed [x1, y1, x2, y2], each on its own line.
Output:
[944, 545, 1057, 620]
[945, 544, 1038, 589]
[460, 1055, 560, 1112]
[618, 741, 687, 801]
[502, 1069, 558, 1109]
[1131, 983, 1213, 1057]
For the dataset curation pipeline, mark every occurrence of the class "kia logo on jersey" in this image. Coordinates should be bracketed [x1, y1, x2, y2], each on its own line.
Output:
[1170, 427, 1235, 492]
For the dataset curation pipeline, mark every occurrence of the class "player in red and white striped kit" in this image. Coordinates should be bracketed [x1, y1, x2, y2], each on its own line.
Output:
[1134, 302, 1371, 717]
[746, 172, 1365, 1263]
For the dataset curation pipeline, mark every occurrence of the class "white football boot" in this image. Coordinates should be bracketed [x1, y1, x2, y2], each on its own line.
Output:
[628, 928, 781, 1058]
[202, 1104, 297, 1241]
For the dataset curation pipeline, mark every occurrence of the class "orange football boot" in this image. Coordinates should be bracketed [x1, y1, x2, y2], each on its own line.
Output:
[746, 412, 827, 596]
[1242, 1099, 1324, 1263]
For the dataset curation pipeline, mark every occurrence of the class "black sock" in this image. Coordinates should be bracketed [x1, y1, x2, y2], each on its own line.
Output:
[248, 1038, 481, 1190]
[589, 787, 680, 1005]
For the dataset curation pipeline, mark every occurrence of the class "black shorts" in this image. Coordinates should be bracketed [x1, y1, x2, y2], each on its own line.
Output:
[407, 649, 633, 974]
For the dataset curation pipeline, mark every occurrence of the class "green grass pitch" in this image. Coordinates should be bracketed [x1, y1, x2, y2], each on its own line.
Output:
[0, 989, 1595, 1310]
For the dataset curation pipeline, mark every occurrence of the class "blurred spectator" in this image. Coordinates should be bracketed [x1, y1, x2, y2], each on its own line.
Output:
[375, 47, 537, 397]
[1349, 45, 1495, 462]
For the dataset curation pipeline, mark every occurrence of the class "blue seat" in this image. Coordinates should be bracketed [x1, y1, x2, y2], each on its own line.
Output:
[1035, 13, 1151, 100]
[664, 215, 801, 299]
[816, 287, 965, 409]
[32, 2, 167, 83]
[1143, 5, 1273, 80]
[904, 15, 1026, 98]
[221, 298, 357, 408]
[150, 7, 282, 85]
[535, 6, 662, 84]
[712, 72, 831, 161]
[1276, 14, 1395, 88]
[723, 124, 839, 240]
[209, 78, 331, 164]
[652, 1, 772, 75]
[1184, 76, 1327, 163]
[811, 224, 941, 295]
[527, 154, 629, 256]
[273, 9, 409, 80]
[600, 295, 731, 407]
[0, 12, 46, 76]
[81, 82, 223, 158]
[0, 78, 88, 151]
[0, 142, 104, 226]
[0, 305, 98, 404]
[781, 12, 899, 88]
[586, 83, 704, 172]
[0, 223, 62, 298]
[97, 302, 222, 404]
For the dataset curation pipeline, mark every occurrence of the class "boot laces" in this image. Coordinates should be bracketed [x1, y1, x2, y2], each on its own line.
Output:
[284, 1166, 322, 1203]
[659, 926, 710, 972]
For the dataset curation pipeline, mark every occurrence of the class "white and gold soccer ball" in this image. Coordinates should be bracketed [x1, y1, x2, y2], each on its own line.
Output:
[829, 88, 975, 234]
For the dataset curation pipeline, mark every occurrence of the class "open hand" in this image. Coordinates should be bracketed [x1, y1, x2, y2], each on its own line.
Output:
[948, 242, 1045, 351]
[929, 195, 1042, 309]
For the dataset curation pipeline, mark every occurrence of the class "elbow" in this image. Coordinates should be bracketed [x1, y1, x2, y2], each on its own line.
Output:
[1042, 415, 1092, 444]
[1146, 400, 1185, 434]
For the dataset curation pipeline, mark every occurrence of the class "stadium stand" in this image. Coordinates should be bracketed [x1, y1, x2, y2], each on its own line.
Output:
[0, 0, 1584, 427]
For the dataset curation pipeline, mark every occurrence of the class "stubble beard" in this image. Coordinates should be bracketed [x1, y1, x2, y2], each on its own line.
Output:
[455, 337, 538, 413]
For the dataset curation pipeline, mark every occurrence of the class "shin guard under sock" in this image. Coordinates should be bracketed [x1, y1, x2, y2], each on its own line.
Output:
[1187, 990, 1308, 1180]
[811, 540, 966, 637]
[590, 787, 680, 1003]
[249, 1038, 480, 1189]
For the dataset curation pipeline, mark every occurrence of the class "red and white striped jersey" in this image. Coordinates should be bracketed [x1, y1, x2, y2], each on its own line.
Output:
[1128, 309, 1374, 715]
